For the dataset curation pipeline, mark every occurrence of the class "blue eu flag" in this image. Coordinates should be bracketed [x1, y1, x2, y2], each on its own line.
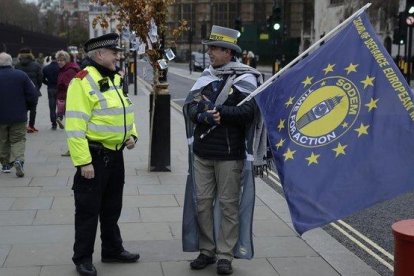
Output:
[255, 12, 414, 234]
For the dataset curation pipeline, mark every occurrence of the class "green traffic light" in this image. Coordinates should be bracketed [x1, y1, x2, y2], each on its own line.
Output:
[273, 23, 281, 30]
[409, 6, 414, 14]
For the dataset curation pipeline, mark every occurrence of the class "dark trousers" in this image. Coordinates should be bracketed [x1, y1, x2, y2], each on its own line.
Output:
[47, 88, 57, 126]
[27, 102, 38, 128]
[72, 148, 125, 265]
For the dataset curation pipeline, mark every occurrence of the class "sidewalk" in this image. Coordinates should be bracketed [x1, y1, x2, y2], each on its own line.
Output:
[0, 78, 379, 276]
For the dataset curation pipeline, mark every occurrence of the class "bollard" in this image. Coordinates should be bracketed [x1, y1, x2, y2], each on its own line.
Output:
[392, 219, 414, 276]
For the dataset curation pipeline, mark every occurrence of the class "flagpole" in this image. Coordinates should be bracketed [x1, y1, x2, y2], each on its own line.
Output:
[238, 2, 372, 106]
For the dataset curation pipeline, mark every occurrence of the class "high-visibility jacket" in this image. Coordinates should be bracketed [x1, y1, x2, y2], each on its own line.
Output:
[65, 66, 137, 166]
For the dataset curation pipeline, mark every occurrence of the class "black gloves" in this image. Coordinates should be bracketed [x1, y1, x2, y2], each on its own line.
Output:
[197, 99, 215, 113]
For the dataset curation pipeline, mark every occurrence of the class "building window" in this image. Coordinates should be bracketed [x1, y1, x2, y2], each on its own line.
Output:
[213, 2, 237, 28]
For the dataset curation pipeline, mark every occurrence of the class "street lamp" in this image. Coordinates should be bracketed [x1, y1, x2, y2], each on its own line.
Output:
[273, 23, 281, 31]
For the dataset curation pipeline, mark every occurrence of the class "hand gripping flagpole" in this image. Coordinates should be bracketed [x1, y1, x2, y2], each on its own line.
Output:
[237, 2, 372, 106]
[200, 2, 371, 140]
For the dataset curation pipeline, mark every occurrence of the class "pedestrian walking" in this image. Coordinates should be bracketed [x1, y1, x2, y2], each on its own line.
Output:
[15, 48, 43, 133]
[56, 50, 80, 130]
[247, 51, 257, 68]
[0, 52, 37, 177]
[42, 53, 59, 130]
[65, 33, 139, 276]
[182, 25, 267, 275]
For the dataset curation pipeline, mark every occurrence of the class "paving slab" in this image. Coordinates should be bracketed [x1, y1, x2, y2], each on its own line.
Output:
[139, 207, 183, 222]
[122, 184, 139, 196]
[33, 209, 74, 225]
[253, 236, 318, 258]
[119, 222, 174, 241]
[138, 184, 186, 195]
[11, 196, 53, 210]
[39, 186, 74, 197]
[0, 198, 15, 210]
[0, 187, 41, 198]
[122, 195, 178, 208]
[0, 267, 41, 276]
[125, 174, 160, 185]
[5, 242, 73, 267]
[0, 245, 11, 266]
[253, 219, 297, 237]
[29, 176, 69, 187]
[51, 196, 74, 209]
[0, 225, 73, 244]
[0, 210, 36, 226]
[157, 174, 187, 185]
[0, 176, 31, 187]
[268, 256, 340, 276]
[123, 240, 194, 262]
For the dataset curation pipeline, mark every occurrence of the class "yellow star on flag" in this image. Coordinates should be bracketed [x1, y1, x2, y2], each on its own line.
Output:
[305, 152, 320, 166]
[302, 76, 313, 87]
[345, 63, 358, 74]
[332, 143, 347, 157]
[365, 98, 379, 112]
[285, 97, 295, 108]
[341, 122, 349, 128]
[323, 64, 335, 75]
[275, 138, 285, 150]
[320, 81, 327, 86]
[277, 119, 285, 132]
[283, 148, 296, 161]
[361, 75, 375, 89]
[354, 123, 369, 137]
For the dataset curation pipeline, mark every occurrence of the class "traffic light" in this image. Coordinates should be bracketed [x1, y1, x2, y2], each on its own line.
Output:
[394, 12, 407, 45]
[272, 6, 282, 31]
[393, 28, 406, 45]
[266, 15, 273, 30]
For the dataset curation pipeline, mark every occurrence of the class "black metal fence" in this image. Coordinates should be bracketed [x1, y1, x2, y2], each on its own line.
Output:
[0, 23, 67, 57]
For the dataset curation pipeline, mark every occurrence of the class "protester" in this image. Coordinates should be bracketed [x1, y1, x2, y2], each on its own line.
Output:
[42, 53, 59, 130]
[182, 25, 266, 275]
[15, 48, 43, 133]
[65, 33, 139, 276]
[0, 52, 37, 177]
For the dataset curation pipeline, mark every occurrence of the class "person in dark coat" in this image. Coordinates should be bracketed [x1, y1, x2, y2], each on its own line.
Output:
[15, 48, 43, 133]
[0, 52, 37, 177]
[42, 53, 59, 129]
[183, 25, 264, 275]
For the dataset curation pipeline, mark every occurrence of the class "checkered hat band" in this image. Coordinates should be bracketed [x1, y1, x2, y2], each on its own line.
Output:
[87, 39, 118, 51]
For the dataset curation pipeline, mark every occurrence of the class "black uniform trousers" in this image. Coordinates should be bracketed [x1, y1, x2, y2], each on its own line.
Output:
[72, 146, 125, 265]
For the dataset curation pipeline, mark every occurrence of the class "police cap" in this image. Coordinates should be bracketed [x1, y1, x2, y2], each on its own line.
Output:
[84, 33, 123, 53]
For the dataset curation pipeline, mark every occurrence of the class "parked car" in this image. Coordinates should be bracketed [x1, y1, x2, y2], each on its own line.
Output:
[191, 51, 210, 71]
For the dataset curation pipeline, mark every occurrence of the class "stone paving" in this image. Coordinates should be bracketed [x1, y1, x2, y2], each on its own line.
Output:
[0, 74, 380, 276]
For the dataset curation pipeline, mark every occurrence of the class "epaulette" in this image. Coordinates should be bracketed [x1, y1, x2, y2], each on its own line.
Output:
[75, 70, 89, 80]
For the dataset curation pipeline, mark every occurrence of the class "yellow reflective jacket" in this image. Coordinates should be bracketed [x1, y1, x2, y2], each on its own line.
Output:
[65, 66, 137, 166]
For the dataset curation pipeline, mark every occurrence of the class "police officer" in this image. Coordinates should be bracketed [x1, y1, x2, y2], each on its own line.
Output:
[65, 33, 139, 276]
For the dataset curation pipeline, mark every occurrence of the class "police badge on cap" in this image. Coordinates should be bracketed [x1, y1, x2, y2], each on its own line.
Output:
[84, 33, 123, 53]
